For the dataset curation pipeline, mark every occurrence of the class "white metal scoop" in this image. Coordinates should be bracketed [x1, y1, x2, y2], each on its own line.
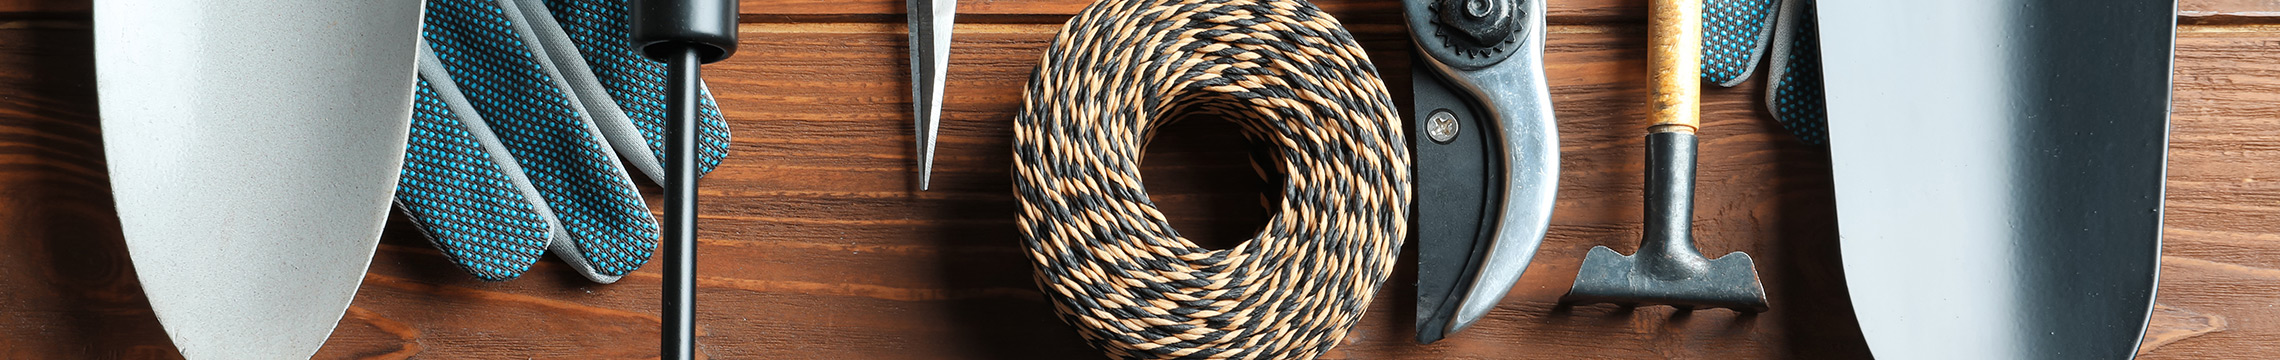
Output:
[95, 1, 422, 357]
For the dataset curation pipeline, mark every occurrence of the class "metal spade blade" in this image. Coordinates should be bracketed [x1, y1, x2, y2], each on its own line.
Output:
[1818, 1, 2173, 358]
[95, 1, 422, 357]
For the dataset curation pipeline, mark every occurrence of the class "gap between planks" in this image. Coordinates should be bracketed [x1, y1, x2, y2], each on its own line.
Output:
[738, 21, 2273, 39]
[2181, 23, 2280, 33]
[741, 22, 1624, 35]
[0, 18, 2264, 34]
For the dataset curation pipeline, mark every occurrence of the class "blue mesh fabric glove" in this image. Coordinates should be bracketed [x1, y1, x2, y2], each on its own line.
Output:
[393, 0, 732, 283]
[1704, 0, 1826, 145]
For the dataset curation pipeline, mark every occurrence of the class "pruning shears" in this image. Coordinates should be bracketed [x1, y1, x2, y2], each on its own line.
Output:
[1403, 0, 1560, 344]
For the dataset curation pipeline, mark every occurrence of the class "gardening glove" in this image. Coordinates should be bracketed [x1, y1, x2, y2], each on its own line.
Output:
[393, 0, 732, 283]
[1703, 0, 1827, 145]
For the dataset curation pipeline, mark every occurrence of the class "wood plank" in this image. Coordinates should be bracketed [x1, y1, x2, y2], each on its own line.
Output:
[0, 1, 83, 14]
[290, 21, 1871, 358]
[0, 22, 181, 360]
[300, 22, 2277, 358]
[0, 8, 2276, 360]
[2134, 25, 2280, 359]
[739, 0, 2280, 25]
[733, 0, 1621, 24]
[2182, 0, 2280, 24]
[7, 0, 2276, 24]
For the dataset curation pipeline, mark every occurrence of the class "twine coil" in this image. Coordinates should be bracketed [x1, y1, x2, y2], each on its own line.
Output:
[1011, 0, 1411, 358]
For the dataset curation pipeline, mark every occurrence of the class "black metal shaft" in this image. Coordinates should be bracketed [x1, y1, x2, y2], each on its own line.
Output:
[631, 0, 736, 357]
[660, 46, 702, 360]
[1639, 131, 1708, 281]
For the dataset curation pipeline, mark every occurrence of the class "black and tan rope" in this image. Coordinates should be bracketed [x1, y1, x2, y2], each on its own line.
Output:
[1011, 0, 1410, 358]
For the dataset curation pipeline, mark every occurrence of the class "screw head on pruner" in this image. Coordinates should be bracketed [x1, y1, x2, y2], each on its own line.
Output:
[1427, 110, 1462, 144]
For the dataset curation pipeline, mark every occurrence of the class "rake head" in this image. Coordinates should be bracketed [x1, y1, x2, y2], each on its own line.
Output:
[1563, 245, 1769, 312]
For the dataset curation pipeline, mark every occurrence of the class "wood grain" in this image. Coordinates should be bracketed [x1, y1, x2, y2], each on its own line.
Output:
[2181, 0, 2280, 24]
[2, 1, 2277, 359]
[2134, 24, 2280, 359]
[14, 0, 2278, 23]
[0, 20, 183, 359]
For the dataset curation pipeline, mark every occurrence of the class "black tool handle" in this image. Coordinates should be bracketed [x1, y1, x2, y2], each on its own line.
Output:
[657, 47, 703, 360]
[633, 0, 739, 64]
[631, 1, 737, 359]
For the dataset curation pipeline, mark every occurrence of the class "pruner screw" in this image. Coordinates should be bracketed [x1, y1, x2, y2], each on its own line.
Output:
[1428, 110, 1460, 144]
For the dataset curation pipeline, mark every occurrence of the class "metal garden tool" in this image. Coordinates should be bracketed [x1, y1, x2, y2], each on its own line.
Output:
[909, 0, 956, 189]
[1819, 0, 2171, 357]
[1402, 0, 1562, 343]
[1558, 0, 1769, 312]
[632, 0, 739, 358]
[95, 1, 422, 357]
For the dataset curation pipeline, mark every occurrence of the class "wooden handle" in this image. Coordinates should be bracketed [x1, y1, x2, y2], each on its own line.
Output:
[1647, 0, 1701, 134]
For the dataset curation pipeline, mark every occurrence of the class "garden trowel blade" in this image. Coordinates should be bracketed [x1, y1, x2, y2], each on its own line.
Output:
[1818, 0, 2173, 358]
[95, 1, 423, 357]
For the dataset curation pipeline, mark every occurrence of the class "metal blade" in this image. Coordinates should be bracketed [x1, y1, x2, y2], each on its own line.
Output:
[909, 0, 956, 190]
[94, 0, 422, 357]
[1405, 0, 1559, 344]
[1819, 0, 2171, 358]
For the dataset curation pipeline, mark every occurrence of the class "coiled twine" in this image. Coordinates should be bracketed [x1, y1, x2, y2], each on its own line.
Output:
[1011, 0, 1411, 358]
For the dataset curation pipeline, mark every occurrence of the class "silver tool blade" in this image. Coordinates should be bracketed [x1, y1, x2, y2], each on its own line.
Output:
[909, 0, 955, 190]
[1819, 0, 2172, 358]
[94, 0, 422, 358]
[1404, 0, 1559, 343]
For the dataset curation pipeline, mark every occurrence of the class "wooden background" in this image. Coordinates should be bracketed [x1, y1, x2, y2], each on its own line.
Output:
[2, 0, 2275, 358]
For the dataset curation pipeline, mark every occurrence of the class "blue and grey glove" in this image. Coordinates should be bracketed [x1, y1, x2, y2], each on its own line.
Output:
[394, 0, 732, 283]
[1704, 0, 1826, 145]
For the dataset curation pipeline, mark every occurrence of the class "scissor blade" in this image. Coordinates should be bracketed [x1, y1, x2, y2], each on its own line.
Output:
[909, 0, 956, 190]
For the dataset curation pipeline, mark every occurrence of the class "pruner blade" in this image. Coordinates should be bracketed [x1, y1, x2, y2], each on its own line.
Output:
[908, 0, 956, 190]
[1403, 0, 1559, 344]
